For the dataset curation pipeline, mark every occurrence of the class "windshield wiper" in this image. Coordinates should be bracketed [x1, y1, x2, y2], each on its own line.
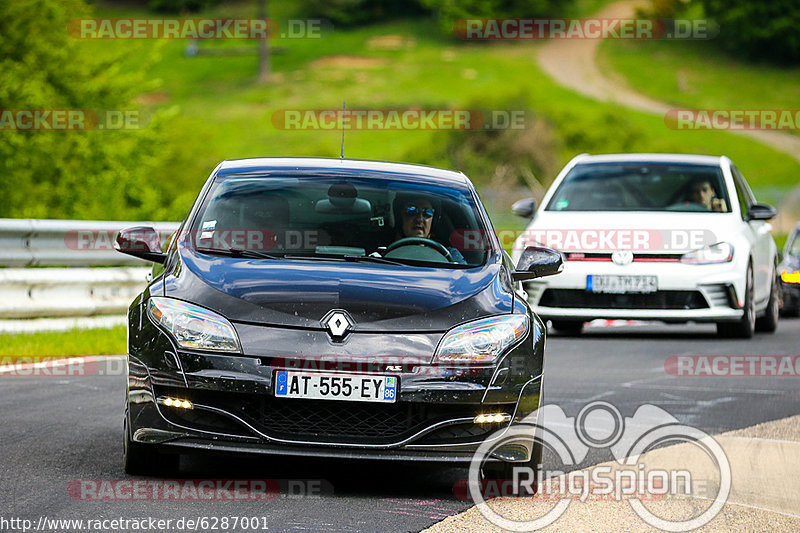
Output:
[198, 248, 280, 260]
[343, 255, 406, 266]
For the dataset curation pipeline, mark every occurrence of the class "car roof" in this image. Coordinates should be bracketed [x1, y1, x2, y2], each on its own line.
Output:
[215, 157, 470, 187]
[572, 153, 724, 166]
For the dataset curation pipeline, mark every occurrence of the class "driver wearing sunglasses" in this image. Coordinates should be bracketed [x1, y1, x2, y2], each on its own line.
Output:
[393, 197, 466, 264]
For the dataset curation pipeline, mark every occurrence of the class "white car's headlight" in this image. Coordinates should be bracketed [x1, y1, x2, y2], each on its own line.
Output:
[434, 315, 529, 364]
[681, 242, 733, 265]
[147, 297, 240, 352]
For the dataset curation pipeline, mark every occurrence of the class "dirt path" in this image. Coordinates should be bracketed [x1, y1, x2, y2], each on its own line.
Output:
[537, 0, 800, 231]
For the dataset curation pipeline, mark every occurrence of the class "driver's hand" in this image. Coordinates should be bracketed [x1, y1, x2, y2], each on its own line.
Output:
[711, 197, 727, 212]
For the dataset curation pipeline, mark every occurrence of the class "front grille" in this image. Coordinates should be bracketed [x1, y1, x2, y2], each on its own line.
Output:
[154, 385, 510, 444]
[247, 397, 431, 441]
[539, 289, 708, 310]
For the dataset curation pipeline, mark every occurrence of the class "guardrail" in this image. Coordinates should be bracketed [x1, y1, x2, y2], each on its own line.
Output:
[0, 218, 179, 267]
[0, 267, 151, 319]
[0, 219, 179, 331]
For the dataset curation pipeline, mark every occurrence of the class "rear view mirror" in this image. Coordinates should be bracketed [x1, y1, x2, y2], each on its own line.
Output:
[114, 226, 167, 264]
[512, 246, 563, 281]
[512, 197, 537, 219]
[747, 203, 777, 221]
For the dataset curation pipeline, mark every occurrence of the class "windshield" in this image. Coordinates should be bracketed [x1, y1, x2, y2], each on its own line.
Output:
[186, 174, 492, 267]
[546, 163, 731, 212]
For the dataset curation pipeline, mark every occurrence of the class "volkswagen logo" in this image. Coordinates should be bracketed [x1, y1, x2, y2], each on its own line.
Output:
[611, 250, 634, 266]
[321, 310, 354, 341]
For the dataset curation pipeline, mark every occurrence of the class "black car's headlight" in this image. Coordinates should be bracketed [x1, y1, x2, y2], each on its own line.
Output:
[146, 297, 241, 353]
[434, 315, 529, 364]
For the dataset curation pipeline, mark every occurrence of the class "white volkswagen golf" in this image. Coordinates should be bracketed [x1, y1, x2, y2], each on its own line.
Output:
[511, 154, 780, 338]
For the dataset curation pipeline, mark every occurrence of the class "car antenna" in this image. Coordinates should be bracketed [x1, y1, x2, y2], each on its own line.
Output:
[340, 100, 346, 159]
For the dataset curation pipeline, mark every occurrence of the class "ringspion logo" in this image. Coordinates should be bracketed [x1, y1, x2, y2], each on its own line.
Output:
[468, 401, 730, 531]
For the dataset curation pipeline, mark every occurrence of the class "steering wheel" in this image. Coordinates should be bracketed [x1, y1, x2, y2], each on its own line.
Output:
[386, 237, 452, 261]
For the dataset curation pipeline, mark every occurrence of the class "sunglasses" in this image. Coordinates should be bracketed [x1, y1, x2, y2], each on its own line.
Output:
[404, 206, 435, 219]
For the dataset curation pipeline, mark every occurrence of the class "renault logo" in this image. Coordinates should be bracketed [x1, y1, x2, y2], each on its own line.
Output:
[321, 310, 354, 340]
[611, 250, 634, 266]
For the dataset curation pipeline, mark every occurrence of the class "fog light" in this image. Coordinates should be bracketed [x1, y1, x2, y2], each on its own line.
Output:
[161, 397, 193, 409]
[474, 413, 511, 424]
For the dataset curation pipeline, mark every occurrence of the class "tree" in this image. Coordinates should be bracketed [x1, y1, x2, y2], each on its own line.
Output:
[0, 0, 199, 220]
[697, 0, 800, 63]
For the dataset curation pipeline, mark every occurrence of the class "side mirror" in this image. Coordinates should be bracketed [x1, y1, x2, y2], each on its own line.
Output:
[512, 197, 537, 219]
[747, 203, 777, 221]
[114, 226, 167, 264]
[512, 246, 563, 281]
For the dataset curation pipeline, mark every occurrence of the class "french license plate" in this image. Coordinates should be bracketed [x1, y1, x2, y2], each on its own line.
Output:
[587, 275, 657, 294]
[274, 370, 397, 403]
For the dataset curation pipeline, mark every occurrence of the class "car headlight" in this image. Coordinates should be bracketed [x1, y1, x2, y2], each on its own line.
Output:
[680, 242, 733, 265]
[147, 297, 240, 352]
[434, 315, 529, 364]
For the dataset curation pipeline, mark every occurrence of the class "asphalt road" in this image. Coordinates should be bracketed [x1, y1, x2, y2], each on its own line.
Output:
[2, 318, 799, 533]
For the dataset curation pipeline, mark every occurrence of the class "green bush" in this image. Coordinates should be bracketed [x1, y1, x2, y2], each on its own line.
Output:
[696, 0, 800, 63]
[0, 0, 203, 221]
[422, 0, 572, 35]
[298, 0, 429, 26]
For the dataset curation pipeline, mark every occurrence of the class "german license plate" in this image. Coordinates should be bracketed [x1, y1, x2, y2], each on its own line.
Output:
[274, 370, 397, 403]
[587, 275, 657, 294]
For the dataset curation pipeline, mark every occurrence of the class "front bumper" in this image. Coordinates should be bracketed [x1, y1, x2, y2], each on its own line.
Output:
[126, 308, 545, 463]
[525, 261, 745, 323]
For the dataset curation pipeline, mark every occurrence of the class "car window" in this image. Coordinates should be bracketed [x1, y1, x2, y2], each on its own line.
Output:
[545, 163, 730, 212]
[789, 232, 800, 256]
[187, 175, 491, 267]
[730, 165, 755, 220]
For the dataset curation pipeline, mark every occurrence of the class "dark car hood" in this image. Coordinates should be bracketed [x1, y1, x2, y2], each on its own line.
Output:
[160, 248, 513, 332]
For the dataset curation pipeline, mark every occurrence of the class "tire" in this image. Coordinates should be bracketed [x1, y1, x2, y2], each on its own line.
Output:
[755, 272, 779, 333]
[550, 320, 583, 336]
[717, 264, 755, 339]
[123, 410, 179, 476]
[481, 439, 543, 496]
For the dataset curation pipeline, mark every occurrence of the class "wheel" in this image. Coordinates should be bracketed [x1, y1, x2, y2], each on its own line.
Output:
[550, 320, 583, 336]
[717, 264, 755, 339]
[755, 272, 779, 333]
[123, 410, 179, 476]
[481, 439, 543, 496]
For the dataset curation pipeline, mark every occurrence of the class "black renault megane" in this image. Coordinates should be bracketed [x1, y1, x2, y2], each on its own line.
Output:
[116, 158, 561, 478]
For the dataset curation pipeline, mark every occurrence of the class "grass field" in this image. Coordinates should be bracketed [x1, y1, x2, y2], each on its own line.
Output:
[600, 38, 800, 116]
[0, 326, 126, 360]
[80, 1, 800, 213]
